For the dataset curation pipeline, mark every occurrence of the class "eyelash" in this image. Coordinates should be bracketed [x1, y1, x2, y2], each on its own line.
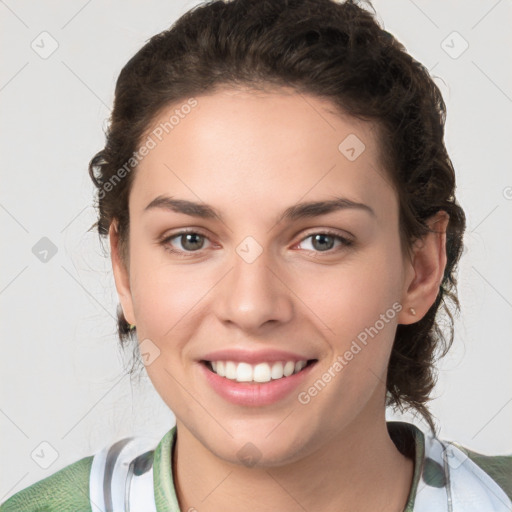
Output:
[159, 228, 354, 258]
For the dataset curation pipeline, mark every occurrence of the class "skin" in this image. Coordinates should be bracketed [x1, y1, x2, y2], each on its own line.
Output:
[110, 86, 449, 512]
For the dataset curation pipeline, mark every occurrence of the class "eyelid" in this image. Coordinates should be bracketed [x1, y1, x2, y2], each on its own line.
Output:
[160, 228, 214, 251]
[293, 229, 354, 253]
[160, 227, 354, 256]
[297, 227, 354, 243]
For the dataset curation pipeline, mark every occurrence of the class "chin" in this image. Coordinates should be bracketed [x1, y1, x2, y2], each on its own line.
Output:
[207, 426, 312, 468]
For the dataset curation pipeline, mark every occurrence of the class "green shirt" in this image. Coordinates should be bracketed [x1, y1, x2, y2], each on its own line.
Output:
[1, 421, 511, 511]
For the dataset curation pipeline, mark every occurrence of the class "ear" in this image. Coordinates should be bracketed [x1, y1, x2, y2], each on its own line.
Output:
[109, 219, 136, 326]
[397, 210, 449, 325]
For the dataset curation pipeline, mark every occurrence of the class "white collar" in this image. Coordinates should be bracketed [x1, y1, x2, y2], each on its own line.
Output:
[89, 424, 512, 511]
[413, 427, 511, 511]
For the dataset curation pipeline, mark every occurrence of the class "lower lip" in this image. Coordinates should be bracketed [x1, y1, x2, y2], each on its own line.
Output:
[199, 361, 317, 406]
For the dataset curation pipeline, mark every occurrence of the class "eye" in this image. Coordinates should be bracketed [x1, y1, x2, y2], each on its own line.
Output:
[296, 231, 353, 253]
[159, 229, 354, 257]
[160, 230, 212, 256]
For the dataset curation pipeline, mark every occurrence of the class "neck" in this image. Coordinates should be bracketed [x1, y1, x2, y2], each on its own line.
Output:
[172, 409, 414, 512]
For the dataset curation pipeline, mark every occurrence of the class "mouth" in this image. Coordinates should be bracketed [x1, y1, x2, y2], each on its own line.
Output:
[200, 359, 318, 383]
[197, 348, 319, 406]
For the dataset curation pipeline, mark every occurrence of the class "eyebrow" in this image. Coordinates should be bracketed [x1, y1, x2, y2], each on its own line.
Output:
[143, 194, 376, 223]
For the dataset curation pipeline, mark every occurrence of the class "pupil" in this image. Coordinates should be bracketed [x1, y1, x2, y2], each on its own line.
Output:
[183, 233, 203, 250]
[313, 234, 333, 251]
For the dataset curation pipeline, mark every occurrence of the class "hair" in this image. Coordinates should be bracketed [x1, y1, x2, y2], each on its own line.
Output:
[88, 0, 466, 434]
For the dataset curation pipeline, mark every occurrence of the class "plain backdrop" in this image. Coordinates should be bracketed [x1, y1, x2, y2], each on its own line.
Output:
[1, 0, 511, 501]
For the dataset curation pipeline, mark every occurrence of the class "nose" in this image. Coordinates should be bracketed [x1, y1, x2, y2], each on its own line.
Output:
[214, 246, 295, 333]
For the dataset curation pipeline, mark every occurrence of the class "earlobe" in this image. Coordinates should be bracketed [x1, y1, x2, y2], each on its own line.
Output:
[398, 211, 449, 325]
[109, 220, 136, 326]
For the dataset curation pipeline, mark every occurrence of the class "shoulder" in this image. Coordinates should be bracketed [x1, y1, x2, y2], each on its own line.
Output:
[0, 455, 94, 512]
[1, 434, 163, 512]
[389, 421, 512, 511]
[451, 441, 512, 501]
[1, 434, 161, 512]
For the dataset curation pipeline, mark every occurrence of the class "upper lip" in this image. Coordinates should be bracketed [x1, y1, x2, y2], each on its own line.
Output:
[200, 348, 317, 365]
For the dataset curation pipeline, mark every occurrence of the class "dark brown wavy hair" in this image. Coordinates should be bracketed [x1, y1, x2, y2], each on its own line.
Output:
[88, 0, 466, 434]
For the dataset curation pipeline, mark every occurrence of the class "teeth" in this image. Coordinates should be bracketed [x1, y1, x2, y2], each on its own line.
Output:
[283, 361, 295, 377]
[270, 362, 284, 379]
[216, 361, 225, 377]
[207, 360, 310, 383]
[295, 360, 307, 373]
[225, 361, 237, 379]
[236, 362, 253, 382]
[253, 362, 271, 383]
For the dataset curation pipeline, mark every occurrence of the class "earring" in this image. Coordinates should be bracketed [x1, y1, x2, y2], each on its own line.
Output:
[409, 308, 417, 316]
[128, 323, 136, 330]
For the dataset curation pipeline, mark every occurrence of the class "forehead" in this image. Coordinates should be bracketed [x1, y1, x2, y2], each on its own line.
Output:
[131, 87, 397, 225]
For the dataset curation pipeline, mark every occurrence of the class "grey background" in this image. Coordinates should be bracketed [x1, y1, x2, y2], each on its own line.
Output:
[1, 0, 511, 501]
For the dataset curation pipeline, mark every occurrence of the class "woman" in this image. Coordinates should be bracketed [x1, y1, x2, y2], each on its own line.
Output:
[2, 0, 510, 510]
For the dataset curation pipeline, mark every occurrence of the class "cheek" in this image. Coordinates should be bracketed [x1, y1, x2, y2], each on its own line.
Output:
[300, 256, 400, 327]
[127, 242, 208, 338]
[295, 246, 403, 369]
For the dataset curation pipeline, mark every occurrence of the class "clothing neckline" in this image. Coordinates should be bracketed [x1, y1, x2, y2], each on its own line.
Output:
[387, 421, 426, 511]
[152, 421, 426, 512]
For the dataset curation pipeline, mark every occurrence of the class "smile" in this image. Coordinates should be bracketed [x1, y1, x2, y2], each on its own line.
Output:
[199, 359, 318, 406]
[203, 359, 315, 383]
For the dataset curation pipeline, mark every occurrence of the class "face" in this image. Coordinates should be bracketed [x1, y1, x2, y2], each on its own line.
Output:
[111, 87, 429, 467]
